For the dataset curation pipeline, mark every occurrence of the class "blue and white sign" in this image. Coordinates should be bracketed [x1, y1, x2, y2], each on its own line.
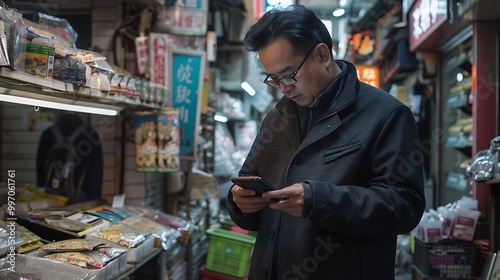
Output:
[170, 49, 206, 160]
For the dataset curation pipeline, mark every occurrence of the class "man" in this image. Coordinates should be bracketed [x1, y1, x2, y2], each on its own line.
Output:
[226, 5, 426, 280]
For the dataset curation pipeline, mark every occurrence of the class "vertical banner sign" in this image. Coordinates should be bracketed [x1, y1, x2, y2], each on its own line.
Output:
[170, 49, 206, 160]
[149, 33, 170, 105]
[159, 0, 208, 36]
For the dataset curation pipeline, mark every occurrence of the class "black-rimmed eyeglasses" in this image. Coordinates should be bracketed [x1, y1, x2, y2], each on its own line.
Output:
[263, 45, 316, 88]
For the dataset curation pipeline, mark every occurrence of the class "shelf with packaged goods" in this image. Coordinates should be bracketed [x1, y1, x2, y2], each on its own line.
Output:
[0, 67, 165, 113]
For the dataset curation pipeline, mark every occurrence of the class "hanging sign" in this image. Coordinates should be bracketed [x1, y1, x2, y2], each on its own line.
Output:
[409, 0, 447, 51]
[170, 49, 206, 160]
[157, 0, 208, 36]
[355, 65, 380, 88]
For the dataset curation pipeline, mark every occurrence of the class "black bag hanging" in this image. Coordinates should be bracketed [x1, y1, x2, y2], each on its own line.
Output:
[44, 124, 87, 202]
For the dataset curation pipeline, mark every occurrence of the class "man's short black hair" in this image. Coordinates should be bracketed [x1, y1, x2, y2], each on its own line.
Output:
[243, 5, 333, 57]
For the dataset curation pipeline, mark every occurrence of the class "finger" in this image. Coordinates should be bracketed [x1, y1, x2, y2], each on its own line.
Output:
[233, 185, 257, 197]
[237, 202, 269, 213]
[262, 190, 289, 201]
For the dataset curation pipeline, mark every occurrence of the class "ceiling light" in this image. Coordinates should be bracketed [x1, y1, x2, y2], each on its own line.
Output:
[241, 81, 256, 96]
[332, 8, 346, 17]
[214, 113, 228, 123]
[0, 93, 119, 116]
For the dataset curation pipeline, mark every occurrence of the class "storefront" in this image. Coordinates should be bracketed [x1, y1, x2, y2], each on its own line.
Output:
[408, 0, 500, 277]
[0, 0, 499, 279]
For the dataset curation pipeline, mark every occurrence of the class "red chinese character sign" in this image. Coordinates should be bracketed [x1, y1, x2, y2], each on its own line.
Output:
[355, 65, 380, 88]
[156, 0, 208, 36]
[409, 0, 447, 51]
[170, 49, 206, 160]
[149, 33, 170, 105]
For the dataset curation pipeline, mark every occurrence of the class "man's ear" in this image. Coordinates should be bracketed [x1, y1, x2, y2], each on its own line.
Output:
[316, 43, 332, 66]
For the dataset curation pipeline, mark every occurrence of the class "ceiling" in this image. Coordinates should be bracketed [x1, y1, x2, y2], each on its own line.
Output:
[300, 0, 380, 19]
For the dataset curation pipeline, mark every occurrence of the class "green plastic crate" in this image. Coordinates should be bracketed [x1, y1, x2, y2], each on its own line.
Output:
[205, 228, 256, 278]
[219, 216, 257, 237]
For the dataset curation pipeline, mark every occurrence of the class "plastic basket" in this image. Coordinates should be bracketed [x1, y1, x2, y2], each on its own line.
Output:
[205, 228, 255, 278]
[413, 238, 476, 278]
[200, 265, 247, 280]
[220, 216, 257, 237]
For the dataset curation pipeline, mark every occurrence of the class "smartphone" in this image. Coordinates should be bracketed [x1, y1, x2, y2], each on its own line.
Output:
[231, 176, 277, 195]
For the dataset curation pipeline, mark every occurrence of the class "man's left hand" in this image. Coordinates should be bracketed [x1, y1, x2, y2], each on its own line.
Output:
[262, 183, 304, 217]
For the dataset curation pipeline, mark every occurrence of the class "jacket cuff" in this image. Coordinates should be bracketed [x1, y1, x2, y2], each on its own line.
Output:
[302, 182, 313, 217]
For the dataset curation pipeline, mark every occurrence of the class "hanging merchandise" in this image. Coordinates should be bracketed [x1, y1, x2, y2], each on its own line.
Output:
[157, 109, 180, 172]
[466, 135, 500, 182]
[36, 114, 104, 204]
[134, 112, 158, 172]
[134, 110, 181, 172]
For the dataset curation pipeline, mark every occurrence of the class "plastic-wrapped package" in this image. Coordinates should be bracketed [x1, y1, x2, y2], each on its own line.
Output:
[89, 222, 149, 248]
[0, 221, 23, 257]
[0, 254, 96, 280]
[121, 215, 181, 250]
[44, 251, 108, 269]
[35, 13, 78, 48]
[39, 239, 105, 252]
[121, 206, 193, 244]
[12, 222, 44, 253]
[24, 18, 76, 57]
[86, 222, 155, 263]
[0, 5, 27, 71]
[27, 237, 128, 279]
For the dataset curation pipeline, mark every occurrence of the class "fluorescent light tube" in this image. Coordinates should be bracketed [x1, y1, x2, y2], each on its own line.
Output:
[0, 94, 118, 116]
[241, 81, 256, 96]
[214, 113, 228, 123]
[332, 8, 346, 17]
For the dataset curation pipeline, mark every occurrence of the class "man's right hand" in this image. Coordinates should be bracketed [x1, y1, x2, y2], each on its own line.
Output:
[231, 185, 269, 213]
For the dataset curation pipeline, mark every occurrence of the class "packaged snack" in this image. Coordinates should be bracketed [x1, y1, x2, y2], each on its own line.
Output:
[92, 223, 149, 248]
[39, 238, 104, 252]
[12, 222, 44, 253]
[95, 246, 127, 260]
[24, 37, 55, 78]
[44, 252, 105, 269]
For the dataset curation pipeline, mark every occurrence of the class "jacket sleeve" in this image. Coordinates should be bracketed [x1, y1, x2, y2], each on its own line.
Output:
[225, 115, 274, 231]
[304, 105, 426, 237]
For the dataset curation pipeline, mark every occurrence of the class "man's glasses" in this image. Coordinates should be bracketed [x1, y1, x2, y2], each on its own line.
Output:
[263, 45, 316, 88]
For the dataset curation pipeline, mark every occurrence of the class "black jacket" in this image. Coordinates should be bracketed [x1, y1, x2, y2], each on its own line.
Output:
[227, 61, 426, 280]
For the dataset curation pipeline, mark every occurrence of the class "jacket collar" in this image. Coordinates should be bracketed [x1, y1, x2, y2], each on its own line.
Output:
[275, 60, 360, 116]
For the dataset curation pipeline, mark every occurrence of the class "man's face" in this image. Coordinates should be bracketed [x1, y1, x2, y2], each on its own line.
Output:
[259, 38, 324, 107]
